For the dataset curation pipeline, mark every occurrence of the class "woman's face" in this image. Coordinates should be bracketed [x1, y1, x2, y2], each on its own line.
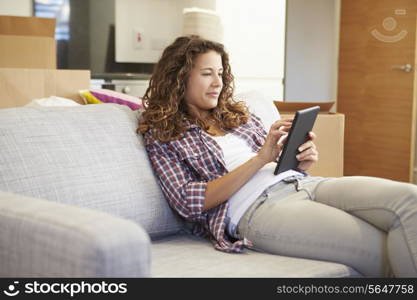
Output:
[184, 50, 223, 118]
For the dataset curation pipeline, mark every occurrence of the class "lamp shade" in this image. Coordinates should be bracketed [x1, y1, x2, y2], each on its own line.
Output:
[182, 7, 223, 43]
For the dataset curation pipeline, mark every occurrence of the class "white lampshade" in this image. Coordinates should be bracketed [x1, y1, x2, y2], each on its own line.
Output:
[182, 7, 223, 43]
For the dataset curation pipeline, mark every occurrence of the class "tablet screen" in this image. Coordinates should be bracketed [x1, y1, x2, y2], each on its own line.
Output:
[274, 106, 320, 175]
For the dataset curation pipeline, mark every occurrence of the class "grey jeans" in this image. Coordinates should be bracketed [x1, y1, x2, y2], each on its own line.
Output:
[236, 175, 417, 277]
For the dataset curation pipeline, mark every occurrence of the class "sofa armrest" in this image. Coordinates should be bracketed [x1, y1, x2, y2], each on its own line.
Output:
[0, 191, 151, 277]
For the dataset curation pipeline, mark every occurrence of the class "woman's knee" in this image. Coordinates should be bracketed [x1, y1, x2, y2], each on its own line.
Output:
[391, 182, 417, 210]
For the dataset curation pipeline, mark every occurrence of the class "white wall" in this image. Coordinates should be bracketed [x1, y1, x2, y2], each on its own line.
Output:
[0, 0, 32, 16]
[216, 0, 286, 101]
[115, 0, 215, 63]
[115, 0, 286, 101]
[285, 0, 338, 103]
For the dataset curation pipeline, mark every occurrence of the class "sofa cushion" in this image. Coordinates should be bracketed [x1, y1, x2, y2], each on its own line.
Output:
[151, 234, 362, 277]
[0, 104, 183, 238]
[79, 89, 144, 111]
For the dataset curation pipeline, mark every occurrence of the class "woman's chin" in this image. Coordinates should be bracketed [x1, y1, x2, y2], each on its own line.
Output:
[206, 99, 218, 109]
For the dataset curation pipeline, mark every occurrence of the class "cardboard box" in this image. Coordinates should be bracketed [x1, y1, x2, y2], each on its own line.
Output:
[274, 101, 335, 113]
[277, 102, 345, 178]
[0, 16, 56, 69]
[0, 68, 91, 108]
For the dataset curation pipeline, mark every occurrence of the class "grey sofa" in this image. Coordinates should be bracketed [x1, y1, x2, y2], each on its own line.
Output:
[0, 103, 361, 277]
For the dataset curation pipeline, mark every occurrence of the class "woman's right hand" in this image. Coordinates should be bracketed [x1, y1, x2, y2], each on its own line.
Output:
[256, 119, 293, 165]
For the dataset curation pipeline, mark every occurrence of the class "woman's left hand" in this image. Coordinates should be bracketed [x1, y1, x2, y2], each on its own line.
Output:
[296, 131, 319, 172]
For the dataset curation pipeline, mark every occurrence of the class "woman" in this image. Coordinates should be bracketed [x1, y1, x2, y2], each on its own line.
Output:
[139, 36, 417, 277]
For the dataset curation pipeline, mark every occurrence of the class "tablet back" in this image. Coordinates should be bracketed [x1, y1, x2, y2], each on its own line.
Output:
[274, 106, 320, 175]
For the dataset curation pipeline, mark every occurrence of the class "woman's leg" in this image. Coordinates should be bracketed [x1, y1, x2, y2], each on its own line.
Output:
[313, 176, 417, 277]
[237, 177, 390, 277]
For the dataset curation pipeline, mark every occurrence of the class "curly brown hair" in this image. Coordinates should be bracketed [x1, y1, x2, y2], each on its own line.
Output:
[138, 35, 249, 142]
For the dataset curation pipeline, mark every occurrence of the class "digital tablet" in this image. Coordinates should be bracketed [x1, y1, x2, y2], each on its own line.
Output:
[274, 106, 320, 175]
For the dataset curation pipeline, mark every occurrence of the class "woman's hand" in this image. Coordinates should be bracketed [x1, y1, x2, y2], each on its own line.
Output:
[256, 119, 293, 165]
[296, 131, 319, 172]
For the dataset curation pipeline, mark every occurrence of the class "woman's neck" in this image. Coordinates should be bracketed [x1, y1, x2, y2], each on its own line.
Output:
[185, 108, 226, 136]
[206, 123, 226, 136]
[190, 110, 210, 123]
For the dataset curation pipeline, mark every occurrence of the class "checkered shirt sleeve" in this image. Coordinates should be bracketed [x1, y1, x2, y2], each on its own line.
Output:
[145, 140, 208, 223]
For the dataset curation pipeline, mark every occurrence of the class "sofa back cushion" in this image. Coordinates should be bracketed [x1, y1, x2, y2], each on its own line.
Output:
[234, 90, 281, 130]
[0, 104, 183, 238]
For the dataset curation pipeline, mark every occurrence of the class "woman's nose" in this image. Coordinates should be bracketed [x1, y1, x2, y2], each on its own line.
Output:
[212, 74, 223, 87]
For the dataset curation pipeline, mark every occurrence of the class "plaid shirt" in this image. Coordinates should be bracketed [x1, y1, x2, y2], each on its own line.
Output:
[143, 114, 267, 253]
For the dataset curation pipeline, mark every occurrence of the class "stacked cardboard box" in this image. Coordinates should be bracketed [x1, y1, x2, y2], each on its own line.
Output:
[0, 15, 56, 69]
[0, 68, 91, 108]
[0, 16, 91, 107]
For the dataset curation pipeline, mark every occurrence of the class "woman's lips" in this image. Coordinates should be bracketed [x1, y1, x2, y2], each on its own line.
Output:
[207, 92, 219, 97]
